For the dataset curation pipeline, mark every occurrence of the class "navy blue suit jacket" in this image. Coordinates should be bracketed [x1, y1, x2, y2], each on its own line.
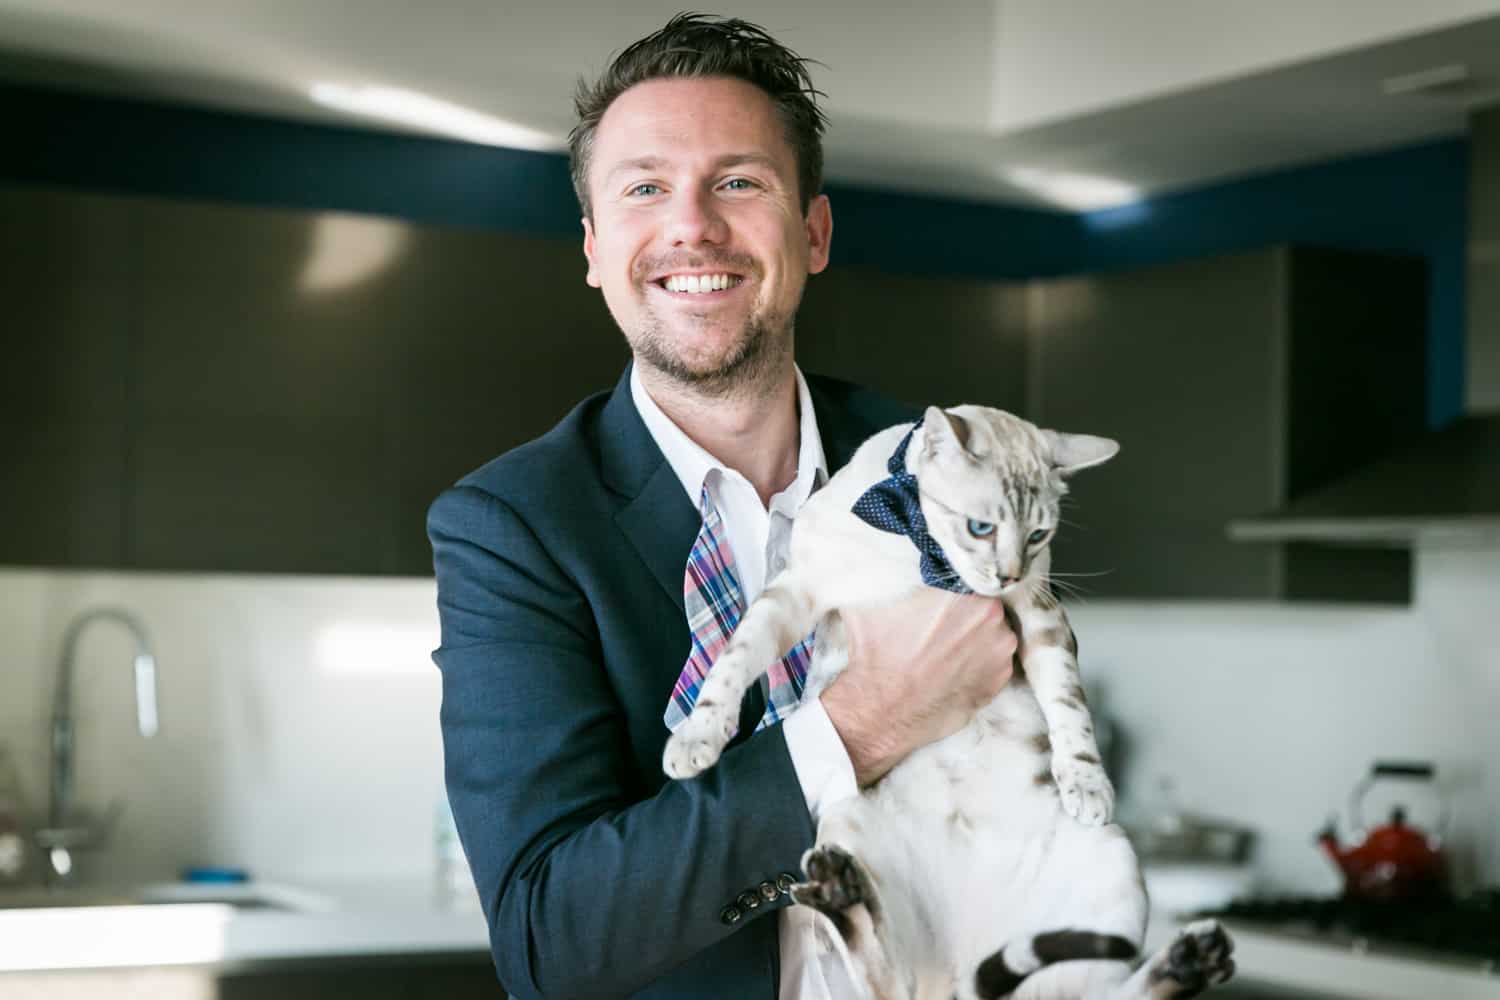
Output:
[428, 365, 913, 998]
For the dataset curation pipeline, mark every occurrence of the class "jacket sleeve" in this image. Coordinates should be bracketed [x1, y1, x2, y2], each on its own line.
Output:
[428, 483, 817, 999]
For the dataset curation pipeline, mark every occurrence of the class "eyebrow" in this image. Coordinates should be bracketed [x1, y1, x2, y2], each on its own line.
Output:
[604, 153, 783, 185]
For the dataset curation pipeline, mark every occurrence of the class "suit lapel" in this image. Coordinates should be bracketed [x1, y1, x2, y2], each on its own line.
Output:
[600, 366, 898, 741]
[599, 365, 698, 615]
[601, 367, 892, 616]
[808, 376, 880, 471]
[598, 366, 764, 733]
[618, 463, 698, 615]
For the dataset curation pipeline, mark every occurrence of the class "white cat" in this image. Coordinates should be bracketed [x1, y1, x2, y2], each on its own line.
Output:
[663, 405, 1235, 1000]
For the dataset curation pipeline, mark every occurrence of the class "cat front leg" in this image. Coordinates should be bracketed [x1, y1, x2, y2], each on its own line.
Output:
[1014, 593, 1114, 825]
[663, 574, 821, 779]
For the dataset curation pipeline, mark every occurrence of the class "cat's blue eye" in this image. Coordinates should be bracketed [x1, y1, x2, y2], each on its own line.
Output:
[1028, 529, 1049, 546]
[967, 519, 996, 538]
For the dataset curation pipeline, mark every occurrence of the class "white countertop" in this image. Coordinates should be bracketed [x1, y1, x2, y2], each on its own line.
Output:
[1147, 917, 1500, 1000]
[0, 876, 491, 973]
[5, 876, 1499, 999]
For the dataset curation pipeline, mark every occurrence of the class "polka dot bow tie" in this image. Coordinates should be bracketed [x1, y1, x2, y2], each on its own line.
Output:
[850, 423, 972, 595]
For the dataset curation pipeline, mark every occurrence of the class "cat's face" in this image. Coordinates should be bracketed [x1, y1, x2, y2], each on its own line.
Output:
[913, 406, 1117, 597]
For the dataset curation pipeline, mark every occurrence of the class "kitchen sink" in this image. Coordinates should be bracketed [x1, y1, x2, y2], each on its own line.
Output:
[0, 881, 337, 972]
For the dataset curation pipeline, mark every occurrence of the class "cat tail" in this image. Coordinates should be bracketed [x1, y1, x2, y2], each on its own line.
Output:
[973, 928, 1137, 1000]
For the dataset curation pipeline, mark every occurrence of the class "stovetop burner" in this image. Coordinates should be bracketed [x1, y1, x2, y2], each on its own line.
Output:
[1202, 890, 1500, 968]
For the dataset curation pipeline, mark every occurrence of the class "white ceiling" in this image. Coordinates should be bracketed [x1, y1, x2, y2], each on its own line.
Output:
[2, 0, 1499, 210]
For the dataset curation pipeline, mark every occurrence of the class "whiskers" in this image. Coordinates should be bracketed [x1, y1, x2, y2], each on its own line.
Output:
[1044, 570, 1111, 605]
[925, 568, 973, 591]
[1055, 496, 1089, 536]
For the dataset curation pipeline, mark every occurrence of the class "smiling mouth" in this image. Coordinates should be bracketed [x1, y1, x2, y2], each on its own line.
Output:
[653, 273, 746, 294]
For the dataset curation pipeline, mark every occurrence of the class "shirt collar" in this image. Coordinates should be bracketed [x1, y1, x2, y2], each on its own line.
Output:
[630, 363, 829, 509]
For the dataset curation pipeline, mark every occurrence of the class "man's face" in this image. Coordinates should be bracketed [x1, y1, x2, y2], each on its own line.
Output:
[582, 75, 832, 393]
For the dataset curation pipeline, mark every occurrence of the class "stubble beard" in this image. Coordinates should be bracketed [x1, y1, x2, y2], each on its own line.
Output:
[631, 308, 793, 401]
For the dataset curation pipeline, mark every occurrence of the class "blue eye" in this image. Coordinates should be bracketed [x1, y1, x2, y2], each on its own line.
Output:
[967, 519, 995, 538]
[1028, 529, 1049, 546]
[627, 183, 661, 197]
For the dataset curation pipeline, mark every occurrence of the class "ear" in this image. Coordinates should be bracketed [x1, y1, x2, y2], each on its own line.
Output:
[805, 194, 832, 275]
[582, 216, 601, 288]
[922, 406, 973, 460]
[1044, 430, 1119, 475]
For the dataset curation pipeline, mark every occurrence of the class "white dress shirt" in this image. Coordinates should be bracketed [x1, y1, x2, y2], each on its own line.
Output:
[630, 365, 860, 1000]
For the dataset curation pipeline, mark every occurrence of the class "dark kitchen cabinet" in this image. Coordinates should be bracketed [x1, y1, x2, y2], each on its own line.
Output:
[215, 952, 508, 999]
[797, 266, 1030, 413]
[0, 185, 1426, 601]
[0, 185, 624, 576]
[0, 188, 134, 567]
[386, 222, 626, 575]
[132, 201, 403, 573]
[0, 953, 508, 999]
[1470, 105, 1500, 409]
[130, 198, 625, 576]
[1028, 246, 1425, 602]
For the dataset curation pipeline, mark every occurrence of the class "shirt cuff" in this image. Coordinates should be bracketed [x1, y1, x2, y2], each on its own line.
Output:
[782, 696, 859, 822]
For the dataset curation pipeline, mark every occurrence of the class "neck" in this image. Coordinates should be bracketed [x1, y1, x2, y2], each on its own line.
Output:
[638, 358, 802, 507]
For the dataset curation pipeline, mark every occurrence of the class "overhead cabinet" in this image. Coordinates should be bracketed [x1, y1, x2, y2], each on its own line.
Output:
[796, 265, 1030, 414]
[1, 187, 626, 576]
[1027, 245, 1426, 602]
[0, 190, 134, 568]
[1, 186, 1427, 601]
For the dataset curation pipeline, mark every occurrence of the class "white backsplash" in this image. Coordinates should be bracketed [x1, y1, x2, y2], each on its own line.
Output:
[0, 545, 1494, 894]
[0, 570, 445, 886]
[1074, 545, 1500, 893]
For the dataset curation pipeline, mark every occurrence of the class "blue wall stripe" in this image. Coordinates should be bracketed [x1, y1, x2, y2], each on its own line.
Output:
[2, 84, 583, 237]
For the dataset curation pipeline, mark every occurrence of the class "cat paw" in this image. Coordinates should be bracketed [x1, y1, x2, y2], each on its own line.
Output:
[1148, 919, 1235, 998]
[1053, 759, 1115, 826]
[661, 708, 736, 779]
[790, 844, 875, 919]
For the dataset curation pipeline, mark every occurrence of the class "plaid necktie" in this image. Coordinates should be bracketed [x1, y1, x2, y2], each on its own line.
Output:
[851, 423, 972, 594]
[663, 483, 816, 735]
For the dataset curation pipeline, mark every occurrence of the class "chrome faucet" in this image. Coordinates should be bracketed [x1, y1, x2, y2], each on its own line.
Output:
[41, 607, 159, 883]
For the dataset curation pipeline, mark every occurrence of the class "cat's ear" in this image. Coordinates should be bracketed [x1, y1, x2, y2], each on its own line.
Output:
[1044, 430, 1119, 474]
[922, 406, 973, 460]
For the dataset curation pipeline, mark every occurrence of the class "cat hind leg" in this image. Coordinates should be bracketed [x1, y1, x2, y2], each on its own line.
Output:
[1092, 920, 1234, 1000]
[970, 930, 1137, 1000]
[791, 843, 912, 1000]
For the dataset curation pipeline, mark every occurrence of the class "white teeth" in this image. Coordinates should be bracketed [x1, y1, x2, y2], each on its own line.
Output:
[664, 274, 739, 293]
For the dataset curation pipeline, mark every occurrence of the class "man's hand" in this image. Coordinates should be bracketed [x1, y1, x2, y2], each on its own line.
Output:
[819, 589, 1016, 786]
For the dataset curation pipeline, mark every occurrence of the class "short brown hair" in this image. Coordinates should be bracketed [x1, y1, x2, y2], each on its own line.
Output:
[568, 12, 828, 220]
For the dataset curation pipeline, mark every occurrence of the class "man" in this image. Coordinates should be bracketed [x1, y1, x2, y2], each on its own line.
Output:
[428, 14, 1016, 998]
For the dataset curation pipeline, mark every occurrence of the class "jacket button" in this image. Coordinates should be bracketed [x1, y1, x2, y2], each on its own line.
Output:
[737, 890, 761, 911]
[776, 873, 797, 894]
[720, 904, 741, 925]
[759, 880, 779, 902]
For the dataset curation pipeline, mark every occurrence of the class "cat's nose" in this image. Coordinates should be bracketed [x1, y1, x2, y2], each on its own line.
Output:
[1000, 575, 1021, 589]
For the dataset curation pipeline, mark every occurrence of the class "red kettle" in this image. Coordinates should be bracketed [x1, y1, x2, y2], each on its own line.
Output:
[1317, 761, 1449, 902]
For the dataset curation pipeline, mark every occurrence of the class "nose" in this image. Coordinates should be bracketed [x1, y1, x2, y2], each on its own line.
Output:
[665, 186, 728, 247]
[1000, 575, 1021, 589]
